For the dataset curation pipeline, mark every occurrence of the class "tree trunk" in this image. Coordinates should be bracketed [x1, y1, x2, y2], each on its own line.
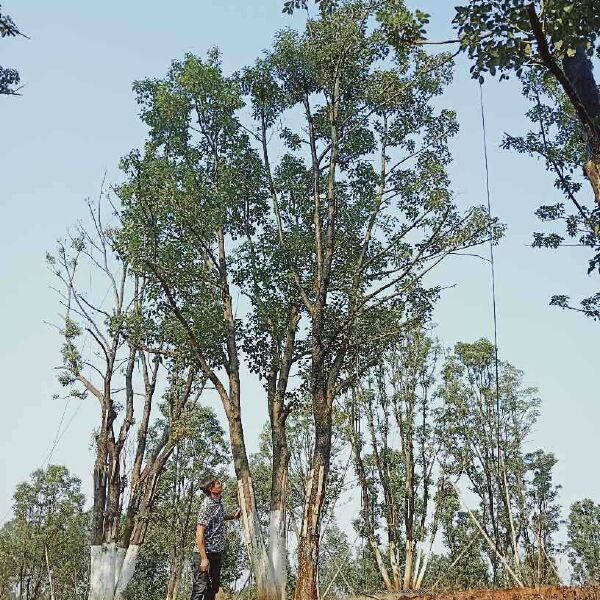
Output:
[293, 386, 332, 600]
[403, 541, 414, 591]
[165, 560, 180, 600]
[563, 45, 600, 202]
[238, 474, 277, 600]
[269, 424, 289, 600]
[113, 544, 140, 600]
[347, 392, 394, 591]
[88, 544, 117, 600]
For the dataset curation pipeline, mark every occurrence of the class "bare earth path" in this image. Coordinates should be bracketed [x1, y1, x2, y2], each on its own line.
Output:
[347, 587, 600, 600]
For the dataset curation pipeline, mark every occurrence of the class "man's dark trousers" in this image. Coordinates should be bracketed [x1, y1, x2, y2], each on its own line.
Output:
[191, 551, 222, 600]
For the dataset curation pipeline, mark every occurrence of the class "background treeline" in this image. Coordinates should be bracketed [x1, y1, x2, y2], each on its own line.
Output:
[2, 332, 599, 599]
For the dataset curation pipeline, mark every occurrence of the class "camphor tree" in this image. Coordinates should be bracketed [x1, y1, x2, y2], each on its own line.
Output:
[567, 499, 600, 585]
[242, 2, 497, 597]
[0, 466, 88, 600]
[118, 49, 303, 600]
[454, 0, 600, 318]
[48, 197, 207, 600]
[118, 3, 495, 597]
[345, 331, 450, 591]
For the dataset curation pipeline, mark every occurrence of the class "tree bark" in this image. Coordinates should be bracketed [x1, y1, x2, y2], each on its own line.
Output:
[293, 385, 332, 600]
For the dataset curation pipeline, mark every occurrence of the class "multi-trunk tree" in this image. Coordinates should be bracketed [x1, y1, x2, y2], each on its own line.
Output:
[439, 339, 560, 587]
[118, 51, 301, 600]
[117, 2, 496, 598]
[243, 3, 496, 597]
[345, 332, 450, 591]
[49, 198, 206, 600]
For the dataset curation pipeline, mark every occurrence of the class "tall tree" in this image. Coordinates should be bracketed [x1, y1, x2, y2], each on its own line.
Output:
[0, 5, 25, 96]
[118, 50, 301, 600]
[0, 466, 88, 600]
[567, 499, 600, 585]
[49, 197, 205, 600]
[454, 0, 600, 318]
[244, 2, 496, 597]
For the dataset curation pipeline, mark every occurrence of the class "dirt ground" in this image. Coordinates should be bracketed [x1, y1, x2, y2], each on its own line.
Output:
[348, 587, 600, 600]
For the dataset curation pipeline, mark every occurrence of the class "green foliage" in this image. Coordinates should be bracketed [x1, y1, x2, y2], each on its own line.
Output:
[0, 465, 89, 600]
[567, 499, 600, 585]
[522, 450, 561, 585]
[243, 0, 499, 380]
[433, 509, 490, 590]
[0, 5, 23, 96]
[118, 51, 269, 370]
[455, 0, 600, 320]
[502, 71, 600, 320]
[454, 0, 600, 82]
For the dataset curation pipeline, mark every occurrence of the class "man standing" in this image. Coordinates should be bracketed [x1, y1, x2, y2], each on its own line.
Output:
[191, 477, 241, 600]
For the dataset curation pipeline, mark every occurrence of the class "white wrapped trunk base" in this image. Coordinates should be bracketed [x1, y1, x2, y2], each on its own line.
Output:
[88, 543, 140, 600]
[114, 545, 140, 600]
[268, 510, 287, 600]
[89, 544, 117, 600]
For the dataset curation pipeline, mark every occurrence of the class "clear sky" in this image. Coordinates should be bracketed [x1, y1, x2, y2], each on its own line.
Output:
[1, 0, 598, 565]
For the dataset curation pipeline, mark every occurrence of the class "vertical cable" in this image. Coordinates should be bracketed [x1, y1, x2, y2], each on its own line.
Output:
[479, 82, 502, 588]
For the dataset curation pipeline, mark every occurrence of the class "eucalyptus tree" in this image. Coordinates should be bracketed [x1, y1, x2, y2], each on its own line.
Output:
[345, 332, 450, 591]
[242, 2, 496, 597]
[439, 339, 547, 585]
[0, 466, 88, 600]
[567, 499, 600, 585]
[454, 0, 600, 318]
[49, 198, 206, 600]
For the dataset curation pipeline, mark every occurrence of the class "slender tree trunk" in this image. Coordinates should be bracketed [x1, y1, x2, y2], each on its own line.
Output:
[165, 560, 180, 600]
[269, 418, 290, 600]
[347, 391, 394, 591]
[265, 304, 298, 600]
[293, 386, 332, 600]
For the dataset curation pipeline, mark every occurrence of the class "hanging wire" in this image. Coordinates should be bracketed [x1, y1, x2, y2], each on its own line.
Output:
[479, 81, 504, 588]
[479, 83, 502, 412]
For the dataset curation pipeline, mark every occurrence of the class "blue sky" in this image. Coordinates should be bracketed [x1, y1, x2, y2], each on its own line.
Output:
[1, 0, 598, 562]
